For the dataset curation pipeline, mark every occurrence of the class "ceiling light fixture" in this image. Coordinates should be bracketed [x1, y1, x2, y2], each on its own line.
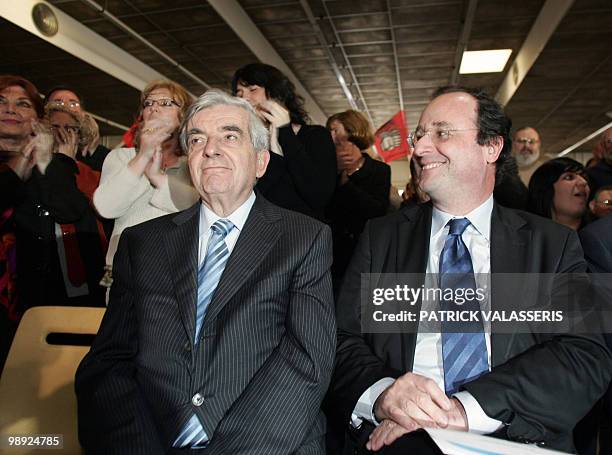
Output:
[459, 49, 512, 74]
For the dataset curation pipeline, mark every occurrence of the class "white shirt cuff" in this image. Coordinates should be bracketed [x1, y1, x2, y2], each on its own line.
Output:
[350, 377, 395, 428]
[453, 391, 504, 434]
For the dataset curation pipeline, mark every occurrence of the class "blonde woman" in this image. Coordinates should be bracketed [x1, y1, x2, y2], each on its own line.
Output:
[94, 80, 198, 285]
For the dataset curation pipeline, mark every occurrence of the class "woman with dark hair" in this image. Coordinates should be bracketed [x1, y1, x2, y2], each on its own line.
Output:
[94, 80, 198, 287]
[325, 110, 390, 284]
[527, 157, 590, 230]
[232, 63, 336, 220]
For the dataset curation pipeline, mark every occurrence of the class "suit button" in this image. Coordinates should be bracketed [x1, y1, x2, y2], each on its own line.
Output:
[192, 393, 204, 407]
[184, 342, 191, 351]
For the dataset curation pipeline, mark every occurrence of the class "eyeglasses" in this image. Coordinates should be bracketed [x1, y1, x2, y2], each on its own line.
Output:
[143, 98, 180, 109]
[49, 100, 80, 109]
[408, 127, 478, 149]
[514, 137, 539, 145]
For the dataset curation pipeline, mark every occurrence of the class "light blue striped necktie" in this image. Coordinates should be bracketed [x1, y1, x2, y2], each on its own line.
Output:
[439, 218, 488, 395]
[174, 218, 234, 449]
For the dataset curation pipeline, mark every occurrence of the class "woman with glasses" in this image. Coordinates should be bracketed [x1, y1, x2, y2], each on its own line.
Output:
[94, 80, 198, 289]
[527, 157, 591, 230]
[45, 85, 110, 171]
[232, 63, 336, 220]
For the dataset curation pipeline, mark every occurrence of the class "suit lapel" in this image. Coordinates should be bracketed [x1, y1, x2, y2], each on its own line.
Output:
[396, 204, 431, 371]
[201, 196, 281, 331]
[164, 203, 200, 344]
[490, 203, 530, 366]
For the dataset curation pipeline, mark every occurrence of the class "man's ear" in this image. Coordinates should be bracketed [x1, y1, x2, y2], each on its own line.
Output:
[486, 136, 503, 164]
[589, 199, 596, 213]
[256, 150, 270, 178]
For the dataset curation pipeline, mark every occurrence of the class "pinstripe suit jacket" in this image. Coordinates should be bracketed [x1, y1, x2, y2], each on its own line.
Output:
[76, 195, 335, 454]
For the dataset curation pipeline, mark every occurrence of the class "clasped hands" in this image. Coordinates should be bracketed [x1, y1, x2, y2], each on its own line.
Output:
[138, 118, 175, 188]
[366, 372, 468, 452]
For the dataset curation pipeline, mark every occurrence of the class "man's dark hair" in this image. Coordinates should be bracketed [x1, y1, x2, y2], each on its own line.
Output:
[231, 63, 309, 125]
[593, 185, 612, 200]
[432, 85, 512, 186]
[44, 85, 84, 108]
[527, 157, 586, 219]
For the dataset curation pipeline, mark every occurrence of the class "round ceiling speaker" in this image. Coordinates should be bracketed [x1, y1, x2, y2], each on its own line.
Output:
[32, 3, 59, 37]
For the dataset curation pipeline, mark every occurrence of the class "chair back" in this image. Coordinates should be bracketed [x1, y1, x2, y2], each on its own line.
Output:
[0, 306, 105, 454]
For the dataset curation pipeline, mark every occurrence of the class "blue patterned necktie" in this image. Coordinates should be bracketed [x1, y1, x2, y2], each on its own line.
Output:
[439, 218, 488, 395]
[174, 218, 234, 449]
[194, 218, 234, 343]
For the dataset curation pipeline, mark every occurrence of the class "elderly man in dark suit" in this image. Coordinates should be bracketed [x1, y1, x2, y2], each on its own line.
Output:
[76, 89, 335, 454]
[327, 86, 611, 454]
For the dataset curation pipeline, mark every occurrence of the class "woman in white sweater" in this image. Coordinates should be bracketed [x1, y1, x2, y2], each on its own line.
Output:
[94, 80, 198, 285]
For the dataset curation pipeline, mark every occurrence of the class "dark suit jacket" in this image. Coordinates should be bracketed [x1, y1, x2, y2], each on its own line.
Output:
[329, 201, 611, 453]
[580, 216, 612, 273]
[326, 153, 391, 285]
[76, 195, 336, 454]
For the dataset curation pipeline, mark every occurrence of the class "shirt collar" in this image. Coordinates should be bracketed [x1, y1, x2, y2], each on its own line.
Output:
[431, 195, 493, 241]
[199, 192, 256, 235]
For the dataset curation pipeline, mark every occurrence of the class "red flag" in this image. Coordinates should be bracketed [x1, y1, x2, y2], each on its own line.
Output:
[373, 111, 410, 163]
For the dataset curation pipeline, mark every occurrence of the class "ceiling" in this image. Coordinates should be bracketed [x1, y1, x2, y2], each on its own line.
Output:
[2, 0, 611, 184]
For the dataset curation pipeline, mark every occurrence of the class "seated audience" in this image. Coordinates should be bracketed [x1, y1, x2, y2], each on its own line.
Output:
[232, 63, 336, 220]
[45, 86, 110, 171]
[527, 157, 590, 230]
[325, 109, 390, 285]
[93, 80, 198, 289]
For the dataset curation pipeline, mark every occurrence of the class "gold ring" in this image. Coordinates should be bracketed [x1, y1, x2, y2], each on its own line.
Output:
[143, 127, 156, 134]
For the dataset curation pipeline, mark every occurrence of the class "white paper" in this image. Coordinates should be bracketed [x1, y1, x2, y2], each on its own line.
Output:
[425, 428, 572, 455]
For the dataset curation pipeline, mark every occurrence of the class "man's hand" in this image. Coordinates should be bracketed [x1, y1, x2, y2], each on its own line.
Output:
[374, 372, 452, 430]
[367, 373, 469, 452]
[366, 418, 413, 452]
[447, 397, 468, 430]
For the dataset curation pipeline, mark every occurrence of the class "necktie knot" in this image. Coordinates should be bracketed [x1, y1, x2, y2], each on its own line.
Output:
[447, 218, 471, 236]
[211, 219, 234, 238]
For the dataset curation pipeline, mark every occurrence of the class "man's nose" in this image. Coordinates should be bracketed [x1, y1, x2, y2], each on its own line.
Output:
[203, 138, 221, 158]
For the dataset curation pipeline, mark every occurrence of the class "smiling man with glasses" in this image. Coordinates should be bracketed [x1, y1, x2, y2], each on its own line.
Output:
[327, 85, 611, 454]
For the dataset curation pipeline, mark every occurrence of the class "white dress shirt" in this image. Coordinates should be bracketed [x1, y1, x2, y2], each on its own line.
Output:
[352, 195, 503, 434]
[198, 192, 256, 266]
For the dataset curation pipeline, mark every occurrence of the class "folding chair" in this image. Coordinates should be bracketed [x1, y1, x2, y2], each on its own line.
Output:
[0, 306, 105, 454]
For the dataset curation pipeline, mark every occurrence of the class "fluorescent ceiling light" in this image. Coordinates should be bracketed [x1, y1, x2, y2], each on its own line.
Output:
[459, 49, 512, 74]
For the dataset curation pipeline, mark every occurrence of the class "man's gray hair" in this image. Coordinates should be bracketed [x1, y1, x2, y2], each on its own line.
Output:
[179, 89, 269, 153]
